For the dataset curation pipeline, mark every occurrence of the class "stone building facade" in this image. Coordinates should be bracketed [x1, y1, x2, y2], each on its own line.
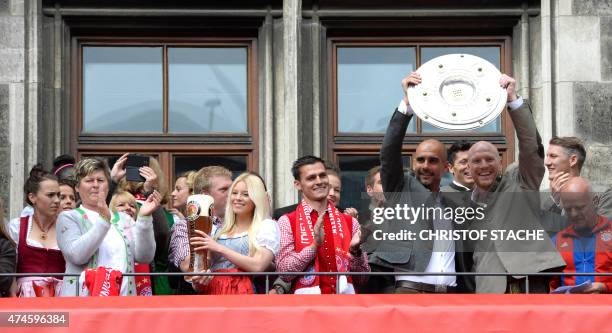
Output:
[0, 0, 610, 217]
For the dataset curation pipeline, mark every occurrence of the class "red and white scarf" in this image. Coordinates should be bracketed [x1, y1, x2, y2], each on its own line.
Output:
[83, 267, 123, 296]
[292, 200, 353, 294]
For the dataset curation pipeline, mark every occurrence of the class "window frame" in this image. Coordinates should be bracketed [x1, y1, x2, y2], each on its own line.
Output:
[72, 37, 258, 141]
[70, 36, 260, 180]
[76, 146, 256, 189]
[327, 36, 515, 168]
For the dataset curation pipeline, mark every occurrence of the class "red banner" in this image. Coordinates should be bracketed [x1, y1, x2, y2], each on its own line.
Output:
[0, 294, 610, 332]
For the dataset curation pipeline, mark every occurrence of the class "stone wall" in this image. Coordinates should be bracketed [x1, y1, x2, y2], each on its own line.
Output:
[565, 0, 612, 185]
[0, 84, 9, 214]
[535, 0, 612, 187]
[0, 0, 24, 218]
[0, 0, 610, 217]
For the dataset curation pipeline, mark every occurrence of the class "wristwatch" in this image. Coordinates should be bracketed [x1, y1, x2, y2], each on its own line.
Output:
[142, 188, 156, 198]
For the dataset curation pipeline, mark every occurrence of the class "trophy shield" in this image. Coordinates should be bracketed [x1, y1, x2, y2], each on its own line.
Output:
[407, 54, 507, 130]
[184, 194, 215, 282]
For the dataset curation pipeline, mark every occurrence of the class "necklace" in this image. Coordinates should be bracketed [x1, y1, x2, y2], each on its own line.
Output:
[33, 214, 55, 240]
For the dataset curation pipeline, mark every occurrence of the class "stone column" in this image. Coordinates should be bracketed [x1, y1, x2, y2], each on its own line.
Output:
[539, 0, 555, 154]
[0, 0, 44, 217]
[273, 0, 301, 208]
[0, 0, 26, 218]
[543, 0, 612, 185]
[259, 11, 275, 203]
[564, 0, 612, 185]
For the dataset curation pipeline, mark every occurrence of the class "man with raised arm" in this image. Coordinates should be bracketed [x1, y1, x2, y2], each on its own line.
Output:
[468, 74, 564, 293]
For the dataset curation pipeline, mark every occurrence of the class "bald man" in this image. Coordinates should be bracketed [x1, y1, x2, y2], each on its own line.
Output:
[368, 71, 473, 294]
[468, 74, 564, 294]
[549, 177, 612, 293]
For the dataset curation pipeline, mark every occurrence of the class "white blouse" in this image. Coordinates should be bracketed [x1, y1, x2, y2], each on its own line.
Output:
[216, 218, 280, 255]
[80, 207, 129, 272]
[8, 215, 60, 251]
[78, 207, 130, 295]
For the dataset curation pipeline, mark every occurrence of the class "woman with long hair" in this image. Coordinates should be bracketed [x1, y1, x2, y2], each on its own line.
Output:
[8, 165, 65, 297]
[190, 172, 279, 294]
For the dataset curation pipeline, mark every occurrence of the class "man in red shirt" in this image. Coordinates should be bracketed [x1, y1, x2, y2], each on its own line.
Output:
[550, 177, 612, 293]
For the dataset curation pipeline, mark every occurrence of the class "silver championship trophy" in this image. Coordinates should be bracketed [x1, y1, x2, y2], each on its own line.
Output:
[407, 54, 507, 130]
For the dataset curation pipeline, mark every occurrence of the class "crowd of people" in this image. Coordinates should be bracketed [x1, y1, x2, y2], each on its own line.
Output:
[0, 73, 610, 297]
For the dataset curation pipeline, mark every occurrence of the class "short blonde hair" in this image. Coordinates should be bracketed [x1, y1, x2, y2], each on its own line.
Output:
[74, 158, 111, 187]
[109, 191, 139, 217]
[193, 166, 232, 194]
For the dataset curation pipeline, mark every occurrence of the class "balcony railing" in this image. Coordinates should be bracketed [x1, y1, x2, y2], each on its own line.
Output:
[2, 271, 611, 295]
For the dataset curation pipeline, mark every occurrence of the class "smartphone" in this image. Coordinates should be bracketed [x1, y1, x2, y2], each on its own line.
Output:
[125, 154, 149, 182]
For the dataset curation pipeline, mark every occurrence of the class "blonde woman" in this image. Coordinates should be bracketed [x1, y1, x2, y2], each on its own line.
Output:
[57, 158, 160, 296]
[190, 172, 279, 294]
[110, 191, 154, 296]
[110, 191, 139, 220]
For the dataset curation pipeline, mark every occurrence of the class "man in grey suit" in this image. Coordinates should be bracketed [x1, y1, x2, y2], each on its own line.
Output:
[543, 136, 612, 218]
[468, 75, 565, 293]
[369, 72, 472, 293]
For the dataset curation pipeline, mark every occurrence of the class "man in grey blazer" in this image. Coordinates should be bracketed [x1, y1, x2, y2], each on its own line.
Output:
[368, 72, 473, 293]
[543, 136, 612, 218]
[468, 75, 565, 293]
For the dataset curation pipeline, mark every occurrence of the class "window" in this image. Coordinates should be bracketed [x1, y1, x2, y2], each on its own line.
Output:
[78, 153, 249, 184]
[336, 154, 411, 214]
[83, 47, 163, 133]
[72, 38, 258, 185]
[337, 47, 417, 134]
[328, 37, 514, 199]
[173, 155, 248, 179]
[168, 47, 248, 134]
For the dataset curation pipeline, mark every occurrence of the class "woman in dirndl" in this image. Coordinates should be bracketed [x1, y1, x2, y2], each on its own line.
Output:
[190, 172, 279, 294]
[8, 165, 65, 297]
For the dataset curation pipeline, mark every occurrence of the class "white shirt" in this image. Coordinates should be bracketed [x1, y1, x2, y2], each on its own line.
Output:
[8, 215, 61, 251]
[396, 196, 457, 287]
[80, 206, 129, 295]
[3, 206, 35, 240]
[452, 180, 471, 192]
[393, 96, 525, 287]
